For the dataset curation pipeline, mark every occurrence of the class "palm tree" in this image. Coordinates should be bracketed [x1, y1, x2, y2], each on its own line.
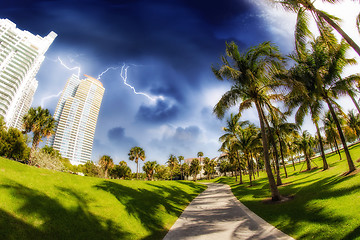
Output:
[128, 146, 146, 179]
[347, 110, 360, 140]
[23, 106, 56, 162]
[181, 163, 190, 180]
[236, 124, 261, 186]
[167, 154, 178, 180]
[213, 41, 284, 201]
[178, 155, 184, 180]
[296, 131, 315, 171]
[323, 111, 342, 159]
[99, 155, 114, 179]
[190, 158, 201, 182]
[284, 34, 356, 172]
[143, 161, 157, 181]
[272, 0, 360, 57]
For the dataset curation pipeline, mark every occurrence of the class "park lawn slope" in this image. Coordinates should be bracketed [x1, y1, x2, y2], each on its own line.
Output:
[216, 143, 360, 240]
[0, 157, 206, 240]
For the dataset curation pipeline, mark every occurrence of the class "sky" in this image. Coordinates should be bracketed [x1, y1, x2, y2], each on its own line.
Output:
[1, 0, 359, 170]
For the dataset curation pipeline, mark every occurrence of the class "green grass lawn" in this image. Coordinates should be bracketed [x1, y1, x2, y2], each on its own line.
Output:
[0, 157, 206, 240]
[214, 143, 360, 240]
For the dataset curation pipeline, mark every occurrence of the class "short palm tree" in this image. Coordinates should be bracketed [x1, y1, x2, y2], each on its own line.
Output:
[296, 131, 315, 171]
[143, 161, 157, 181]
[23, 106, 56, 162]
[128, 146, 146, 179]
[178, 155, 184, 180]
[213, 41, 284, 201]
[167, 154, 178, 180]
[99, 155, 114, 179]
[190, 158, 201, 182]
[347, 110, 360, 140]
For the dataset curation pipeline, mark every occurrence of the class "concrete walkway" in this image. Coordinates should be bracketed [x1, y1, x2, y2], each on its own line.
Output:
[163, 183, 294, 240]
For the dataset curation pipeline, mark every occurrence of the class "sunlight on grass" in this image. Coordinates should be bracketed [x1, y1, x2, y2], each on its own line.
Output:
[0, 157, 206, 240]
[215, 143, 360, 239]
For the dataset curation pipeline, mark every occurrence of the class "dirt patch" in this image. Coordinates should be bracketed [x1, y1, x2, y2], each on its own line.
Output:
[262, 195, 295, 205]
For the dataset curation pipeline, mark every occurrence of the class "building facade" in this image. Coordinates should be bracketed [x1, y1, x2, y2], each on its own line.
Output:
[48, 74, 105, 165]
[0, 18, 56, 129]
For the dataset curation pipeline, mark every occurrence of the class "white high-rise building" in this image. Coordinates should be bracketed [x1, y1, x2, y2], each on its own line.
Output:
[0, 18, 57, 129]
[48, 74, 105, 165]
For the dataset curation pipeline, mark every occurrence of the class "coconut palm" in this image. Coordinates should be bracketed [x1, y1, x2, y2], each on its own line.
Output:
[296, 131, 315, 171]
[271, 0, 360, 57]
[99, 155, 114, 179]
[284, 33, 356, 172]
[268, 113, 298, 178]
[23, 106, 56, 162]
[347, 109, 360, 140]
[128, 146, 146, 179]
[323, 110, 342, 159]
[213, 41, 284, 200]
[167, 154, 178, 180]
[235, 124, 261, 186]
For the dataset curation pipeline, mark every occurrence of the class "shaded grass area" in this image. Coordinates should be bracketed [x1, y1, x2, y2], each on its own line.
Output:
[215, 143, 360, 240]
[0, 158, 206, 240]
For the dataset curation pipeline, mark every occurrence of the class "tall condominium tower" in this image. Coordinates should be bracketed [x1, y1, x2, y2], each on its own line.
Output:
[0, 18, 57, 129]
[48, 74, 105, 165]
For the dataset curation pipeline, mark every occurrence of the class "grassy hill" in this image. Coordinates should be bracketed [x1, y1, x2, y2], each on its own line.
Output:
[0, 157, 206, 240]
[215, 143, 360, 240]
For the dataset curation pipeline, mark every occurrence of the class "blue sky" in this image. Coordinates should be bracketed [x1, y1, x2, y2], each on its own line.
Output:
[1, 0, 359, 170]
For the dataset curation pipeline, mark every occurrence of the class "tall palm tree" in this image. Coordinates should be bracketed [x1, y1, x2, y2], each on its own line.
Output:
[128, 146, 146, 179]
[167, 154, 178, 180]
[213, 41, 284, 201]
[23, 106, 56, 162]
[197, 151, 204, 179]
[272, 0, 360, 57]
[285, 34, 356, 172]
[99, 155, 114, 179]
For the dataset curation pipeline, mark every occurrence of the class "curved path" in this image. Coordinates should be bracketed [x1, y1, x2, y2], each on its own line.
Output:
[163, 183, 294, 240]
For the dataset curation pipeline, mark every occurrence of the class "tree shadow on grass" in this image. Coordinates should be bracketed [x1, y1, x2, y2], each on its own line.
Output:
[95, 181, 205, 240]
[0, 180, 129, 240]
[224, 173, 360, 239]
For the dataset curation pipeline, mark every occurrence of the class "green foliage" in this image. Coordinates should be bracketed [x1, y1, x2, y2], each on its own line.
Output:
[110, 161, 132, 179]
[143, 161, 158, 180]
[190, 159, 201, 182]
[81, 161, 103, 177]
[98, 155, 114, 179]
[128, 146, 146, 179]
[203, 157, 216, 180]
[181, 163, 190, 180]
[0, 127, 29, 161]
[155, 164, 170, 180]
[30, 150, 64, 171]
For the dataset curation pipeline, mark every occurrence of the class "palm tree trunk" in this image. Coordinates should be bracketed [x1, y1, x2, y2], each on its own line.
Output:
[326, 98, 356, 172]
[29, 132, 40, 164]
[314, 120, 329, 170]
[136, 160, 139, 179]
[255, 101, 281, 201]
[278, 137, 288, 178]
[334, 137, 341, 160]
[271, 136, 282, 185]
[239, 166, 243, 184]
[305, 154, 312, 171]
[315, 9, 360, 57]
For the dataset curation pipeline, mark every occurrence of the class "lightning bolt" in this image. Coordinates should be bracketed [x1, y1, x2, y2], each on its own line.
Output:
[120, 64, 164, 102]
[40, 90, 62, 108]
[97, 66, 119, 80]
[57, 56, 81, 77]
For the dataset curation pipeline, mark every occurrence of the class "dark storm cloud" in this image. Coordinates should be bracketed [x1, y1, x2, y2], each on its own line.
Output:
[136, 100, 179, 123]
[107, 127, 138, 146]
